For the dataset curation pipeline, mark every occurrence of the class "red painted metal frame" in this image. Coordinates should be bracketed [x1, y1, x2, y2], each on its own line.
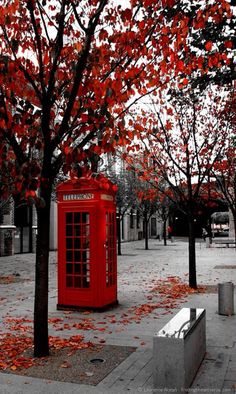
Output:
[57, 177, 117, 309]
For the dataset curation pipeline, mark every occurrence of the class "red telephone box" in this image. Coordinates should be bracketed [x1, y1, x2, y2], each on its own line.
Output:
[57, 175, 118, 310]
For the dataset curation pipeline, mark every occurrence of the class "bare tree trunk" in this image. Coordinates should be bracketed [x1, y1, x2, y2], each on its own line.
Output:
[188, 214, 197, 289]
[233, 211, 236, 250]
[163, 219, 167, 246]
[29, 206, 33, 253]
[34, 183, 52, 357]
[117, 210, 122, 256]
[144, 216, 149, 250]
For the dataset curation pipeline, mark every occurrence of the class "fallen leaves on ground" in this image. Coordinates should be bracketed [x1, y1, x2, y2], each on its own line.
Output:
[129, 276, 206, 317]
[0, 333, 33, 370]
[49, 317, 108, 332]
[151, 276, 206, 298]
[0, 276, 16, 284]
[0, 275, 28, 284]
[0, 276, 207, 371]
[0, 332, 94, 371]
[4, 317, 33, 334]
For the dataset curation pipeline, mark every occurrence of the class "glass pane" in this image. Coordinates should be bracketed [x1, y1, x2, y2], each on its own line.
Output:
[74, 225, 81, 236]
[66, 213, 73, 224]
[66, 238, 73, 249]
[105, 211, 116, 287]
[66, 251, 73, 262]
[74, 250, 80, 262]
[81, 250, 87, 262]
[74, 238, 81, 249]
[74, 212, 81, 223]
[74, 276, 81, 288]
[84, 280, 89, 288]
[74, 264, 81, 274]
[66, 225, 73, 236]
[66, 276, 73, 287]
[66, 263, 73, 274]
[82, 213, 89, 224]
[82, 236, 89, 248]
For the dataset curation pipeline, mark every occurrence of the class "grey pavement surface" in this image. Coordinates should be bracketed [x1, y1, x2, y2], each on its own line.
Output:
[0, 238, 236, 393]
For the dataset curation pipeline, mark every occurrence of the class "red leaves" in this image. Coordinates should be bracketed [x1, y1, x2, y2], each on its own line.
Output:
[132, 303, 158, 316]
[0, 276, 207, 372]
[224, 40, 233, 49]
[4, 317, 33, 334]
[182, 78, 189, 86]
[60, 361, 71, 368]
[0, 333, 33, 370]
[127, 277, 206, 320]
[0, 331, 95, 371]
[0, 0, 234, 206]
[120, 8, 132, 22]
[136, 188, 157, 202]
[151, 276, 205, 300]
[0, 315, 97, 372]
[48, 316, 108, 333]
[0, 275, 15, 284]
[176, 60, 185, 72]
[205, 41, 213, 51]
[48, 335, 92, 351]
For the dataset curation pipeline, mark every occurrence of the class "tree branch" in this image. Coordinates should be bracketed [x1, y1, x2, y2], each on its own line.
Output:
[51, 0, 108, 150]
[27, 0, 46, 95]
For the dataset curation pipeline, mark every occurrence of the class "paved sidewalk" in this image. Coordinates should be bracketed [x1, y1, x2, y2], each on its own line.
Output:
[0, 238, 236, 393]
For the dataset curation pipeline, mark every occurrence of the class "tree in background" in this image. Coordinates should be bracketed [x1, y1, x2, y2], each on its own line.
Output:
[214, 158, 236, 240]
[107, 169, 138, 255]
[136, 187, 160, 250]
[212, 89, 236, 239]
[128, 88, 232, 288]
[156, 195, 175, 246]
[0, 0, 234, 356]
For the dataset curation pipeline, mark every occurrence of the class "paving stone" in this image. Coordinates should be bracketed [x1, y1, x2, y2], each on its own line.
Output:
[228, 362, 236, 371]
[126, 358, 153, 389]
[98, 349, 152, 390]
[191, 352, 230, 390]
[225, 371, 236, 381]
[222, 380, 236, 393]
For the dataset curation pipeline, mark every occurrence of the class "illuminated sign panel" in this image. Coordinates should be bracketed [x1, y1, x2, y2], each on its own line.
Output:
[63, 193, 94, 201]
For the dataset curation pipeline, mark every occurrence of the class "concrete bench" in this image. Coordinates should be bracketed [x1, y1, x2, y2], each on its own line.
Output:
[213, 240, 236, 248]
[153, 307, 206, 392]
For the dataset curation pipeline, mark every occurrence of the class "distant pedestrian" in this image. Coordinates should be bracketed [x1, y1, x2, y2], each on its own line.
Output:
[202, 228, 207, 241]
[167, 225, 173, 240]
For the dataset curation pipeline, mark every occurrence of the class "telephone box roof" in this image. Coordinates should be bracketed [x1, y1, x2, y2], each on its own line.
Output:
[57, 175, 118, 194]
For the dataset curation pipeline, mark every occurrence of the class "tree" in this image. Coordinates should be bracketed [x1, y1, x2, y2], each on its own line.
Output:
[128, 88, 232, 288]
[0, 0, 233, 356]
[136, 186, 159, 250]
[210, 88, 236, 240]
[107, 168, 138, 255]
[0, 0, 157, 357]
[212, 144, 236, 240]
[215, 161, 236, 239]
[161, 0, 235, 91]
[156, 194, 175, 245]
